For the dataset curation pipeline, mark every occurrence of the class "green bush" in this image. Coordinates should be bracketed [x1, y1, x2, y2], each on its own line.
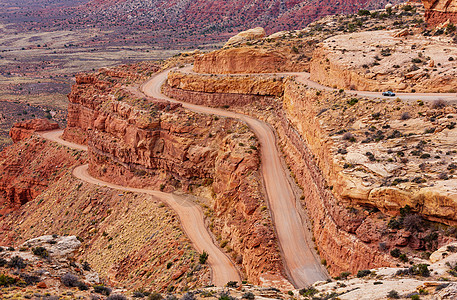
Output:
[387, 290, 400, 299]
[32, 246, 49, 258]
[199, 251, 209, 264]
[390, 248, 402, 258]
[357, 269, 371, 278]
[0, 274, 18, 286]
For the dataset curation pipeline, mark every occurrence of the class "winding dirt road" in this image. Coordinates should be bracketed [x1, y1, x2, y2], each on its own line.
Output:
[142, 70, 329, 288]
[177, 65, 457, 102]
[38, 130, 241, 287]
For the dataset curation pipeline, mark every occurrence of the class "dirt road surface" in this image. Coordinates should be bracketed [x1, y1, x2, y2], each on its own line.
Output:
[142, 70, 329, 288]
[39, 130, 241, 287]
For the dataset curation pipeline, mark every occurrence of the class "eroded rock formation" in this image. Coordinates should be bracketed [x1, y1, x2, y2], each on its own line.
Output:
[9, 119, 59, 143]
[423, 0, 457, 26]
[63, 67, 284, 285]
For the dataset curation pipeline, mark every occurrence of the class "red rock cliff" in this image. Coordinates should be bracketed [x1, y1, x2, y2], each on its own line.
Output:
[422, 0, 457, 26]
[63, 67, 285, 285]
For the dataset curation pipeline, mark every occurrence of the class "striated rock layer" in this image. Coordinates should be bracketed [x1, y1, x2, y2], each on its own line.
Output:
[423, 0, 457, 26]
[63, 67, 284, 285]
[9, 118, 59, 143]
[163, 79, 392, 275]
[167, 71, 286, 97]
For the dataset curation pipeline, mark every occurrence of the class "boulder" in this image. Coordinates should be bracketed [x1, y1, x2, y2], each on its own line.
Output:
[225, 27, 266, 47]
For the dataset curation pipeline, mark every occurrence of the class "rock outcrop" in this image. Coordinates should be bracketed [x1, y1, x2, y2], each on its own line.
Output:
[9, 119, 59, 143]
[225, 27, 266, 47]
[62, 67, 284, 285]
[0, 135, 85, 217]
[167, 71, 286, 96]
[423, 0, 457, 26]
[310, 30, 457, 93]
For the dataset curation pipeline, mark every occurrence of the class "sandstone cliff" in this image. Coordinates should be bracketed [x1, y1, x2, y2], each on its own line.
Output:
[423, 0, 457, 26]
[63, 66, 284, 285]
[310, 30, 457, 93]
[9, 119, 59, 143]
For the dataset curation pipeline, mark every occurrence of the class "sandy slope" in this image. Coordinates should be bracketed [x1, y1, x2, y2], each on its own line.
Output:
[38, 131, 241, 287]
[142, 70, 329, 288]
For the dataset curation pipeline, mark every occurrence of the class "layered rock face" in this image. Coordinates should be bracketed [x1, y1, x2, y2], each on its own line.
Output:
[423, 0, 457, 26]
[9, 119, 59, 143]
[0, 135, 84, 217]
[194, 48, 288, 74]
[63, 67, 284, 285]
[167, 71, 286, 96]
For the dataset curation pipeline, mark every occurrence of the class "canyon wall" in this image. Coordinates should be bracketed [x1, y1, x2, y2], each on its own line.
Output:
[194, 48, 288, 74]
[63, 68, 284, 285]
[167, 71, 285, 97]
[422, 0, 457, 26]
[193, 47, 309, 74]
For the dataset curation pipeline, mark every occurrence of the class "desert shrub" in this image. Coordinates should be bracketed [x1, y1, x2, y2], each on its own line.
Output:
[412, 264, 430, 277]
[199, 251, 208, 264]
[166, 295, 178, 300]
[181, 292, 195, 300]
[8, 256, 26, 269]
[411, 295, 420, 300]
[357, 269, 371, 278]
[226, 281, 238, 288]
[403, 214, 422, 231]
[388, 218, 402, 230]
[148, 292, 163, 300]
[32, 246, 49, 258]
[399, 253, 409, 263]
[299, 287, 318, 296]
[94, 284, 112, 296]
[390, 248, 402, 258]
[0, 274, 18, 286]
[241, 292, 255, 300]
[82, 261, 91, 271]
[387, 290, 400, 299]
[0, 258, 6, 267]
[61, 273, 79, 287]
[347, 98, 358, 106]
[400, 112, 411, 120]
[107, 295, 127, 300]
[432, 99, 447, 109]
[20, 273, 40, 285]
[219, 291, 235, 300]
[339, 271, 351, 279]
[342, 132, 356, 142]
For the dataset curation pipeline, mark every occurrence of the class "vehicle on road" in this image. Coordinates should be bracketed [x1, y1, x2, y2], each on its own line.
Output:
[382, 91, 396, 97]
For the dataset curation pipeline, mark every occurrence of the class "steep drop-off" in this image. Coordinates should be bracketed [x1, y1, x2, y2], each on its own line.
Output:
[63, 67, 284, 285]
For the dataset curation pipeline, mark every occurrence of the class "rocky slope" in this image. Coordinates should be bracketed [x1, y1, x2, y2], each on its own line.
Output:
[0, 169, 211, 293]
[0, 0, 401, 48]
[62, 65, 284, 285]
